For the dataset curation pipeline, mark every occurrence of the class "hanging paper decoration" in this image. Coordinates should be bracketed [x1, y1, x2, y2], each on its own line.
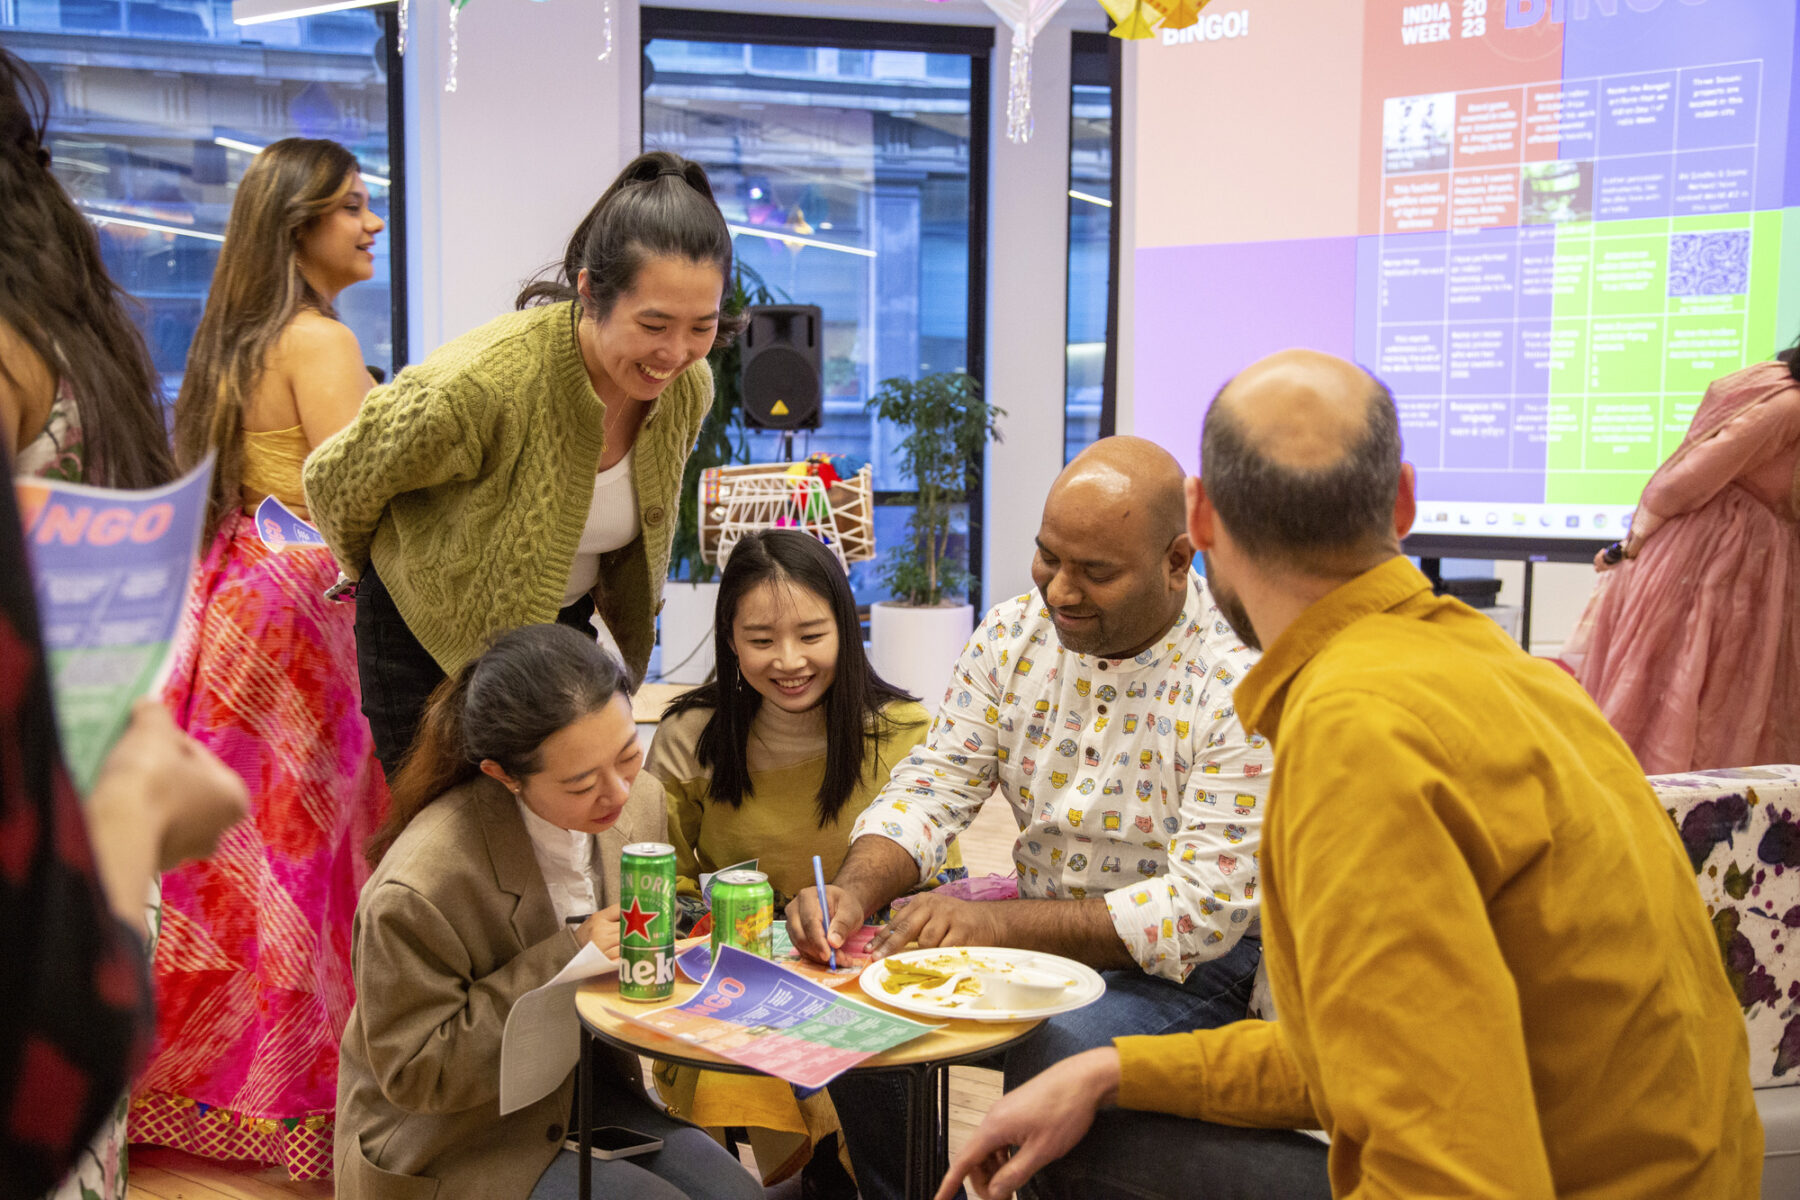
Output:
[981, 0, 1070, 143]
[1097, 0, 1213, 38]
[1095, 0, 1156, 39]
[1147, 0, 1209, 29]
[443, 0, 462, 92]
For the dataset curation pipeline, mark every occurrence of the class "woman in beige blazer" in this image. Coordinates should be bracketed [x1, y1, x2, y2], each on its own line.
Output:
[335, 624, 763, 1200]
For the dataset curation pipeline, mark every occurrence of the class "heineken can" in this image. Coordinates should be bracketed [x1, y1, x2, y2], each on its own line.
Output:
[618, 842, 677, 1002]
[710, 869, 775, 960]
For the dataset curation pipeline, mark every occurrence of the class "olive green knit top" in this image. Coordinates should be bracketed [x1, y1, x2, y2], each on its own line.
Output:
[303, 301, 713, 681]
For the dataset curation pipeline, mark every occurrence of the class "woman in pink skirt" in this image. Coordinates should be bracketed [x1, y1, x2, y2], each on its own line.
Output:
[132, 138, 388, 1179]
[1567, 340, 1800, 775]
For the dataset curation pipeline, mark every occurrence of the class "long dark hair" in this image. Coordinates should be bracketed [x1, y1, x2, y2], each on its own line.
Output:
[1783, 328, 1800, 384]
[368, 624, 633, 865]
[0, 48, 174, 489]
[174, 137, 360, 540]
[664, 530, 915, 826]
[516, 150, 746, 346]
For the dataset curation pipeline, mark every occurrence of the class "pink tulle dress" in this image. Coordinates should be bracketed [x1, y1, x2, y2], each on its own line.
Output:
[1566, 359, 1800, 775]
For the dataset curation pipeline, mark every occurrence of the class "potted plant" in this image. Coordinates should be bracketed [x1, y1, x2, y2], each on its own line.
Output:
[865, 370, 1004, 710]
[659, 262, 783, 684]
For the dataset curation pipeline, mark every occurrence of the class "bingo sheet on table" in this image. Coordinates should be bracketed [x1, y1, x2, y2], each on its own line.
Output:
[614, 947, 938, 1089]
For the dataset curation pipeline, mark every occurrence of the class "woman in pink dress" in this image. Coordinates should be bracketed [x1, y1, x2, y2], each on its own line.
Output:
[1567, 343, 1800, 775]
[130, 137, 388, 1179]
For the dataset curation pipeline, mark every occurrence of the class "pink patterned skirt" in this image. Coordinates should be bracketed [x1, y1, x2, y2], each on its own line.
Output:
[130, 512, 387, 1178]
[1571, 483, 1800, 775]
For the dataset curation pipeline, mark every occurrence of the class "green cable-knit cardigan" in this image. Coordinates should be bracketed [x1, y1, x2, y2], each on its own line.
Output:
[302, 301, 713, 682]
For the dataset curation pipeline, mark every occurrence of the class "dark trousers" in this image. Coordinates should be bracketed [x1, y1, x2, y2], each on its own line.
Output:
[827, 936, 1329, 1200]
[353, 563, 597, 780]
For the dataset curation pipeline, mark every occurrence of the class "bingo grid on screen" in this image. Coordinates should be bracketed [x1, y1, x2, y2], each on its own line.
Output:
[1131, 0, 1800, 543]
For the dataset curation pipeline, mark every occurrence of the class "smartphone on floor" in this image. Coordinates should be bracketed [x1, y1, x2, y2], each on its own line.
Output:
[564, 1126, 664, 1161]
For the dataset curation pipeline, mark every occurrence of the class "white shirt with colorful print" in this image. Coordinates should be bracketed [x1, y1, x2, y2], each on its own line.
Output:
[850, 574, 1272, 982]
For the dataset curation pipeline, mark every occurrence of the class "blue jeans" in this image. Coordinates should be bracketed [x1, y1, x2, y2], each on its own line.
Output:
[1027, 1109, 1331, 1200]
[527, 1085, 763, 1200]
[831, 935, 1266, 1200]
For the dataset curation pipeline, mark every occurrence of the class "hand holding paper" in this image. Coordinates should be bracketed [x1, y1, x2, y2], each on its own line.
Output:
[498, 942, 619, 1115]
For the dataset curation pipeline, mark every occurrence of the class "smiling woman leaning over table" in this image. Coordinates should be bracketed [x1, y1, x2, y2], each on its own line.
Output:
[304, 151, 741, 782]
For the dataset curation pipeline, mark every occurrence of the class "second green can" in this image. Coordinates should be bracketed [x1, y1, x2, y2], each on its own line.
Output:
[619, 842, 677, 1002]
[710, 868, 775, 960]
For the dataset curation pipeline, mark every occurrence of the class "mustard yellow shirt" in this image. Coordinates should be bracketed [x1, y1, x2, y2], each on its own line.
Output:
[240, 423, 310, 517]
[1114, 557, 1759, 1198]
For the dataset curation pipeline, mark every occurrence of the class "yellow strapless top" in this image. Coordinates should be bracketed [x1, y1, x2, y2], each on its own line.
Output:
[240, 424, 311, 517]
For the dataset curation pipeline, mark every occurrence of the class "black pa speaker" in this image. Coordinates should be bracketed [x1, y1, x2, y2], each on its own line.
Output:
[740, 305, 823, 430]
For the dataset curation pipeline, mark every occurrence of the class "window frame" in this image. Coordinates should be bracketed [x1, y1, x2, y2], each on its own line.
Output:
[0, 2, 410, 381]
[640, 5, 994, 607]
[1067, 29, 1122, 452]
[380, 4, 409, 370]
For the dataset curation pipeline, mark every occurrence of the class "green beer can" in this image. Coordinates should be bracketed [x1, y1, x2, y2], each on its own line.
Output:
[710, 869, 775, 960]
[619, 842, 677, 1002]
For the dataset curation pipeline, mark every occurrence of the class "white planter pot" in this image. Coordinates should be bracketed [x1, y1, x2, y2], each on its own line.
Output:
[657, 581, 720, 685]
[870, 601, 975, 714]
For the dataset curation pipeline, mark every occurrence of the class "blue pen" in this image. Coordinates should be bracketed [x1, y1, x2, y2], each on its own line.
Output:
[811, 854, 836, 970]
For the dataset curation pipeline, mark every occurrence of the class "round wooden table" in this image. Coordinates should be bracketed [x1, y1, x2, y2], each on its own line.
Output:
[575, 971, 1043, 1200]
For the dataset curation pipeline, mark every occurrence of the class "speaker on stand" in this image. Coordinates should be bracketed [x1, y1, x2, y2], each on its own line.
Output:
[740, 304, 823, 460]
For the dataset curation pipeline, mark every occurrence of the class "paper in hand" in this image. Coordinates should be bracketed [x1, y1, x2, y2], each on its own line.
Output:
[14, 456, 212, 792]
[499, 942, 618, 1115]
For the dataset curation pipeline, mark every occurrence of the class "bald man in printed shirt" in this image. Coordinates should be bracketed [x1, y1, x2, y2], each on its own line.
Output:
[788, 437, 1313, 1200]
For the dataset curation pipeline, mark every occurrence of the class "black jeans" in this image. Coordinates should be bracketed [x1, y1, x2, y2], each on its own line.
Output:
[353, 562, 597, 780]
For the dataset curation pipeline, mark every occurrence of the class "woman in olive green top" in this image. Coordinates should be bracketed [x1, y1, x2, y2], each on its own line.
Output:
[305, 151, 739, 776]
[644, 530, 963, 1194]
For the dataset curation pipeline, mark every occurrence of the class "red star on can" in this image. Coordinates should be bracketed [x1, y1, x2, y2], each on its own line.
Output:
[621, 897, 659, 940]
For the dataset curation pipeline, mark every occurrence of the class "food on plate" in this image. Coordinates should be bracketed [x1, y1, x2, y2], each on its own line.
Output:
[875, 950, 1077, 1011]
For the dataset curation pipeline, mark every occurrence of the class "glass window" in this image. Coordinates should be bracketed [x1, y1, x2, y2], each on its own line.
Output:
[1065, 34, 1113, 463]
[2, 0, 400, 393]
[644, 29, 980, 606]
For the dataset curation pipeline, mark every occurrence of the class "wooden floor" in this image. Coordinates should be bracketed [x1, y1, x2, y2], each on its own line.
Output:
[125, 795, 1021, 1198]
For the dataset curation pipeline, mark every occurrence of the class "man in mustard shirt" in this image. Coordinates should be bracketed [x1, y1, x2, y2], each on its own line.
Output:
[939, 349, 1761, 1200]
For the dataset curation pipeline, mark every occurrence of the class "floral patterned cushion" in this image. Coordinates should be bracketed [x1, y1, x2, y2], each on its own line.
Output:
[1650, 765, 1800, 1090]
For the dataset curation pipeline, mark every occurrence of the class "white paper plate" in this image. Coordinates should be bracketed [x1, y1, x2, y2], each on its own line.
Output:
[858, 946, 1105, 1022]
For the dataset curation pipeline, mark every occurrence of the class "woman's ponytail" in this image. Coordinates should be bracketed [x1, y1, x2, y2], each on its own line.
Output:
[513, 150, 743, 345]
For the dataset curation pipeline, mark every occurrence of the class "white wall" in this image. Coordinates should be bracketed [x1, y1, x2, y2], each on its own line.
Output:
[403, 0, 640, 355]
[981, 22, 1076, 605]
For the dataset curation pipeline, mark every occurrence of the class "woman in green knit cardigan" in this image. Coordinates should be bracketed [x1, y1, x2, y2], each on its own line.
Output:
[305, 151, 742, 777]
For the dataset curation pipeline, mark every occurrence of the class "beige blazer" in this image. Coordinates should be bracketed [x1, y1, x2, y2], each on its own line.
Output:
[335, 773, 666, 1200]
